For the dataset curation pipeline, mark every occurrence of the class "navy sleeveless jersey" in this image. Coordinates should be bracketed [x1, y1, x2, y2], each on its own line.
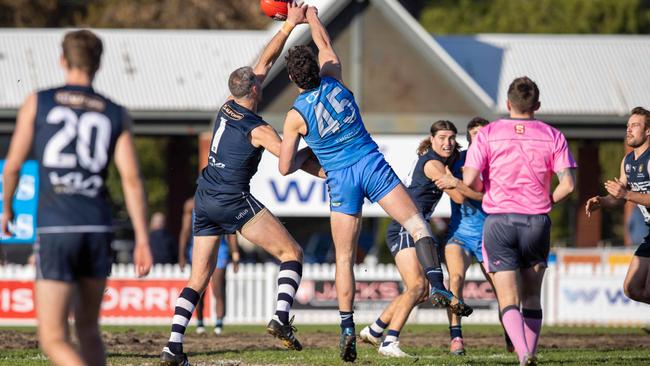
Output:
[197, 100, 268, 193]
[624, 148, 650, 224]
[33, 85, 124, 231]
[292, 76, 378, 172]
[403, 149, 449, 219]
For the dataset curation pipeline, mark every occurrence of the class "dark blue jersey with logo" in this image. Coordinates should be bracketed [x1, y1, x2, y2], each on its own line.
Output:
[33, 85, 124, 232]
[197, 100, 268, 193]
[403, 149, 450, 219]
[624, 148, 650, 224]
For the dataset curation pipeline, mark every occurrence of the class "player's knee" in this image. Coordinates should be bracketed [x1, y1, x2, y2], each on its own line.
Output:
[623, 282, 643, 301]
[449, 272, 465, 287]
[279, 242, 303, 262]
[402, 214, 432, 241]
[405, 279, 427, 300]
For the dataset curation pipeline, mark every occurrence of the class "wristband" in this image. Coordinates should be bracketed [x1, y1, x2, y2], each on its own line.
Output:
[280, 21, 295, 35]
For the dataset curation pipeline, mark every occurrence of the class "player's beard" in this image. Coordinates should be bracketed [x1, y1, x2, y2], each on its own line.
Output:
[628, 136, 646, 148]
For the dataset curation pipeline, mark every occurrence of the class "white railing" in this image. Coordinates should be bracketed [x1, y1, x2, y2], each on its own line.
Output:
[2, 258, 649, 326]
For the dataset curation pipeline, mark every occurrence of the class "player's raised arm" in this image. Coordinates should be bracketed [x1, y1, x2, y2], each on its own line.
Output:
[1, 93, 36, 236]
[306, 6, 342, 81]
[113, 111, 152, 277]
[252, 1, 307, 84]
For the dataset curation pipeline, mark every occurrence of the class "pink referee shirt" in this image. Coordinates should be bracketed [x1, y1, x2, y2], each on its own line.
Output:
[464, 118, 577, 215]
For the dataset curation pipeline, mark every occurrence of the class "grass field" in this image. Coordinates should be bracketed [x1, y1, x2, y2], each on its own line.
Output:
[1, 324, 649, 365]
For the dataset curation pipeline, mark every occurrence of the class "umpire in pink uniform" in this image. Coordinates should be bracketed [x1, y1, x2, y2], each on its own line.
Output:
[462, 77, 577, 366]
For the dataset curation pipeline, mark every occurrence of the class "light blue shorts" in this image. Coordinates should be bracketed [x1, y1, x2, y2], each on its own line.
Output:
[447, 230, 484, 263]
[325, 151, 401, 215]
[216, 237, 230, 270]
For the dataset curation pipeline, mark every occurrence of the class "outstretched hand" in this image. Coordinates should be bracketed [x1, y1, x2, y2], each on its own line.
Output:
[604, 177, 627, 199]
[584, 196, 601, 218]
[286, 1, 308, 25]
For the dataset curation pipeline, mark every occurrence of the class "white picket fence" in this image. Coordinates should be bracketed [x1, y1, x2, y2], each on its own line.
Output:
[1, 259, 649, 326]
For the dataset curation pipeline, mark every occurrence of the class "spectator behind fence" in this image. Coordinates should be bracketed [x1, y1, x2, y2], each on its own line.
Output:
[149, 212, 177, 264]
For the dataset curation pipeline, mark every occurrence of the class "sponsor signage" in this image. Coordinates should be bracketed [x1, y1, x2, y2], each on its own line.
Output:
[294, 279, 496, 310]
[556, 276, 650, 324]
[0, 160, 39, 244]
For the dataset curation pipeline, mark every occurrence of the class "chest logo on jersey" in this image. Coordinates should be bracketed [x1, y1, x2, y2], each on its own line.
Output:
[221, 104, 244, 120]
[626, 164, 631, 173]
[514, 124, 525, 134]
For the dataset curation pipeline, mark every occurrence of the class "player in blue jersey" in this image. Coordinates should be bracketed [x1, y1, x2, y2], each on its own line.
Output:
[279, 7, 465, 362]
[586, 107, 650, 305]
[435, 117, 513, 355]
[358, 121, 468, 358]
[2, 30, 152, 366]
[177, 198, 240, 336]
[160, 4, 325, 366]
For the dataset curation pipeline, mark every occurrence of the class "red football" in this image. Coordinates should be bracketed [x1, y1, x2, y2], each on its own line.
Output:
[260, 0, 290, 21]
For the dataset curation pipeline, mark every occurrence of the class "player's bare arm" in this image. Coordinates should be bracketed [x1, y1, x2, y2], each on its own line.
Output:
[605, 160, 650, 207]
[225, 234, 240, 273]
[251, 124, 324, 178]
[586, 160, 627, 216]
[252, 2, 307, 84]
[306, 6, 342, 82]
[114, 112, 152, 277]
[424, 160, 464, 203]
[177, 199, 194, 270]
[279, 109, 324, 177]
[1, 93, 36, 236]
[434, 166, 484, 204]
[462, 166, 484, 194]
[551, 168, 576, 204]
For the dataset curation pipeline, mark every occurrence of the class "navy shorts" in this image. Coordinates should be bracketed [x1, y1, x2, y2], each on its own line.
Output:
[35, 232, 114, 282]
[385, 219, 443, 262]
[635, 233, 650, 258]
[326, 151, 401, 215]
[482, 213, 551, 273]
[385, 220, 415, 257]
[193, 188, 266, 236]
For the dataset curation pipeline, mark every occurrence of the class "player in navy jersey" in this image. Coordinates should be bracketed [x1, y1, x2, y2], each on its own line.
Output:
[358, 121, 469, 358]
[586, 107, 650, 305]
[160, 4, 325, 366]
[2, 30, 152, 366]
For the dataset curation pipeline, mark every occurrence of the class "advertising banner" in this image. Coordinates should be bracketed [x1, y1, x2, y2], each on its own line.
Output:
[0, 160, 39, 244]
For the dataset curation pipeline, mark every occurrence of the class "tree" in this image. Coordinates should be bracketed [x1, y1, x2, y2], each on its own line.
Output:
[420, 0, 650, 34]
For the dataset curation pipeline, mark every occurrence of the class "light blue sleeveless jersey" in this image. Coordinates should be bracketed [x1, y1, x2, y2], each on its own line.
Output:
[292, 76, 378, 172]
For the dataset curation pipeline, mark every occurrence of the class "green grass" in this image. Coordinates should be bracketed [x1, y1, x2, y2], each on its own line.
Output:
[1, 325, 649, 365]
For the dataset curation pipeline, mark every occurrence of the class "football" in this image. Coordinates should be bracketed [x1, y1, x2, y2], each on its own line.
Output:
[260, 0, 290, 21]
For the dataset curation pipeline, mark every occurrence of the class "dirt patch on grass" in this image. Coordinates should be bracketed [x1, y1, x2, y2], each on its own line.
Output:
[2, 326, 647, 361]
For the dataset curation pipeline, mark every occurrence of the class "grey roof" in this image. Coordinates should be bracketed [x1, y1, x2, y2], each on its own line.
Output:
[436, 34, 650, 117]
[0, 28, 270, 116]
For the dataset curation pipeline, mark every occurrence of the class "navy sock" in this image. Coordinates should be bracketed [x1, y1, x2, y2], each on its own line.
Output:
[424, 267, 444, 288]
[275, 261, 302, 325]
[167, 287, 201, 354]
[216, 318, 223, 328]
[369, 317, 388, 338]
[450, 325, 462, 339]
[340, 311, 355, 329]
[382, 329, 400, 346]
